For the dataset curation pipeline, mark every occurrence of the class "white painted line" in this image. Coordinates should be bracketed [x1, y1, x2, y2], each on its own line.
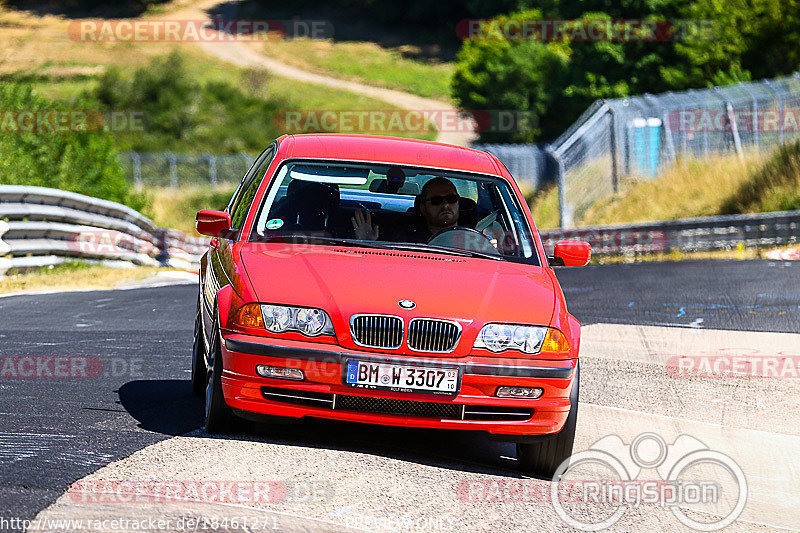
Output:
[0, 275, 197, 299]
[580, 402, 800, 440]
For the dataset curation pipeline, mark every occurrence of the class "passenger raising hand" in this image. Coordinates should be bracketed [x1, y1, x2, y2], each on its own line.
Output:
[351, 207, 379, 240]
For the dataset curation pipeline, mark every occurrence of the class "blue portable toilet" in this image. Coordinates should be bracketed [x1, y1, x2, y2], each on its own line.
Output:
[629, 117, 662, 177]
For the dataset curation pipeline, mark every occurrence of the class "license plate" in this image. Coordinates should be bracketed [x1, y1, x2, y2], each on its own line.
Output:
[344, 360, 459, 395]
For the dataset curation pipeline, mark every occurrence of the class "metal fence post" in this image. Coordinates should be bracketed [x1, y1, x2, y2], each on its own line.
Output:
[686, 90, 709, 157]
[764, 79, 784, 144]
[168, 152, 178, 188]
[131, 151, 142, 190]
[739, 81, 759, 149]
[547, 146, 571, 228]
[207, 153, 217, 187]
[607, 105, 620, 192]
[714, 87, 744, 161]
[240, 153, 252, 178]
[726, 102, 744, 161]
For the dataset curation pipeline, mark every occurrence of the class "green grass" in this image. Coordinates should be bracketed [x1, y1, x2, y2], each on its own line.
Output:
[26, 47, 437, 151]
[0, 261, 163, 294]
[148, 185, 237, 234]
[528, 185, 561, 230]
[258, 39, 454, 101]
[721, 140, 800, 213]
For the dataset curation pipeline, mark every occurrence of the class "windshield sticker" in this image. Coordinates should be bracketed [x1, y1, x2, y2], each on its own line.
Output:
[265, 219, 284, 230]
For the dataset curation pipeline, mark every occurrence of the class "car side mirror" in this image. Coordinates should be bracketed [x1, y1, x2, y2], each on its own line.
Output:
[550, 240, 591, 267]
[196, 210, 231, 237]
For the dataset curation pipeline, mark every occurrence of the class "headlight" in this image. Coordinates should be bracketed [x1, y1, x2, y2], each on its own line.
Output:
[295, 308, 329, 336]
[260, 304, 335, 337]
[474, 324, 567, 354]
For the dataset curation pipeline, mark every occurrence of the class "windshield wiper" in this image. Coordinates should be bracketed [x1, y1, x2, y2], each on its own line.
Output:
[380, 242, 505, 261]
[250, 234, 390, 250]
[251, 235, 504, 260]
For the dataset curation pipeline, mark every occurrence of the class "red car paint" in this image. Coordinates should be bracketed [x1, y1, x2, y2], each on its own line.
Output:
[197, 134, 589, 441]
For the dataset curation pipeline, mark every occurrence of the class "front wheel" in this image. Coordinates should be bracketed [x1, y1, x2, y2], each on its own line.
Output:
[517, 362, 580, 478]
[191, 299, 207, 396]
[204, 320, 234, 434]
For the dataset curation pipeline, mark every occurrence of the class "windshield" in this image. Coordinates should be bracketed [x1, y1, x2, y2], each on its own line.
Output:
[249, 160, 539, 264]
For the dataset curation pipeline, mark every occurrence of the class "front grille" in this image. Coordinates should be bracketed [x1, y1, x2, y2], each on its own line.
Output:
[259, 387, 534, 422]
[407, 319, 461, 352]
[350, 315, 403, 349]
[336, 395, 461, 419]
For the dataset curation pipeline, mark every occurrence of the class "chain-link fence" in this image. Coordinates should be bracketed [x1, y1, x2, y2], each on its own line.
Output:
[470, 144, 553, 189]
[119, 151, 258, 188]
[550, 72, 800, 227]
[119, 147, 555, 189]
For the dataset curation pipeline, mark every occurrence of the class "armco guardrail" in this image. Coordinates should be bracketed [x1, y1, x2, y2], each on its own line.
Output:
[540, 210, 800, 256]
[0, 185, 208, 275]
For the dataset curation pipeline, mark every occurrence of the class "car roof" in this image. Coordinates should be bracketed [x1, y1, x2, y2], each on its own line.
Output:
[280, 134, 502, 175]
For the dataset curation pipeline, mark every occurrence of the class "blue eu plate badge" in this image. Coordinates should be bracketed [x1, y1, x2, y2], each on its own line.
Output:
[346, 361, 359, 383]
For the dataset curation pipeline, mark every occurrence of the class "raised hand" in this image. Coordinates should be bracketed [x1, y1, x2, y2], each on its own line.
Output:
[351, 207, 379, 240]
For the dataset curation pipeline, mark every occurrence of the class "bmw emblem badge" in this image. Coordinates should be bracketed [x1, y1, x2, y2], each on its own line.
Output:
[398, 300, 416, 309]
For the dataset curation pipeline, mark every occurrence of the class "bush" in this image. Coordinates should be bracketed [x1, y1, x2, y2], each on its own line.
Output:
[91, 51, 286, 153]
[0, 83, 147, 212]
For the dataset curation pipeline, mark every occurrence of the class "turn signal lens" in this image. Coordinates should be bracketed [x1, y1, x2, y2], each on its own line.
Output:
[256, 365, 304, 381]
[233, 303, 265, 329]
[541, 328, 570, 353]
[496, 386, 543, 398]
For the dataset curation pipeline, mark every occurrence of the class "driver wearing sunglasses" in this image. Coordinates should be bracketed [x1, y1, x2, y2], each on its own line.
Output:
[415, 177, 460, 238]
[352, 177, 461, 243]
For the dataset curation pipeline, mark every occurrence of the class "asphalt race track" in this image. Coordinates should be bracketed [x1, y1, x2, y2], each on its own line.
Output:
[1, 259, 799, 532]
[557, 259, 800, 332]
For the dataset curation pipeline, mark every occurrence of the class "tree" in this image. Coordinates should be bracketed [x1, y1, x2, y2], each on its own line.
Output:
[669, 0, 800, 86]
[452, 12, 571, 142]
[0, 83, 145, 211]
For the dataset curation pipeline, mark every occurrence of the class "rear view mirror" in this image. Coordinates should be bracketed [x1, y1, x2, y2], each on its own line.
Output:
[196, 210, 231, 237]
[551, 240, 591, 267]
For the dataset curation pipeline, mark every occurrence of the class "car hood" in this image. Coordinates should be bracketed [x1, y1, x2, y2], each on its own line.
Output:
[239, 244, 556, 328]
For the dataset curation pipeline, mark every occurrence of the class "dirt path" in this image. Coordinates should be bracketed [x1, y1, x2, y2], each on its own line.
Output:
[170, 0, 476, 146]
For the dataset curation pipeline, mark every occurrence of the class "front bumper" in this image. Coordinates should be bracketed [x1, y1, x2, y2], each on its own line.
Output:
[219, 332, 577, 439]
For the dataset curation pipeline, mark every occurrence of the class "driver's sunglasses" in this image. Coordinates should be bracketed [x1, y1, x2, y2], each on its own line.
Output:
[422, 194, 460, 206]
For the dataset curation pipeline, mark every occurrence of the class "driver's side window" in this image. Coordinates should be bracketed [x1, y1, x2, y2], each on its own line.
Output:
[228, 146, 276, 236]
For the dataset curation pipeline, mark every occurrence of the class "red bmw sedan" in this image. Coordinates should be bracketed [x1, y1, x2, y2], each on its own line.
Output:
[193, 134, 590, 476]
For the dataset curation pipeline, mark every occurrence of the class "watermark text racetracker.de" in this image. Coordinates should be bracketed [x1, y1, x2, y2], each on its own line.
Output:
[68, 19, 333, 42]
[0, 356, 142, 379]
[667, 352, 800, 378]
[0, 110, 144, 133]
[667, 108, 800, 133]
[67, 480, 333, 505]
[273, 109, 536, 134]
[456, 18, 715, 42]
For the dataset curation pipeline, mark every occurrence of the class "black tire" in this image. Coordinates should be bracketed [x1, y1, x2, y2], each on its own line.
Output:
[517, 362, 580, 479]
[204, 317, 234, 434]
[191, 299, 207, 396]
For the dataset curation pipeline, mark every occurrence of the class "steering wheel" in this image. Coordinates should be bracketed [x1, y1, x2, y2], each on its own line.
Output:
[427, 226, 500, 255]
